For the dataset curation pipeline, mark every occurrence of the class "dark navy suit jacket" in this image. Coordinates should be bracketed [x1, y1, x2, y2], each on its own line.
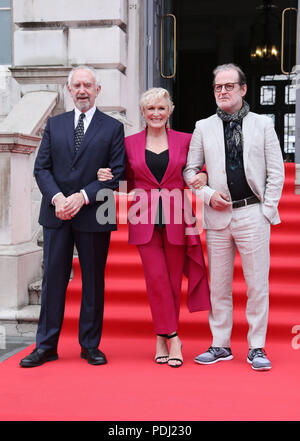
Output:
[34, 108, 126, 232]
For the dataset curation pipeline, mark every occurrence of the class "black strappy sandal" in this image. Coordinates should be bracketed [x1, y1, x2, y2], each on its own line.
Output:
[167, 332, 183, 368]
[155, 334, 169, 364]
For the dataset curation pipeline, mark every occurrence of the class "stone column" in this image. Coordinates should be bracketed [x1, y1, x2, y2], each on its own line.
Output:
[0, 133, 42, 308]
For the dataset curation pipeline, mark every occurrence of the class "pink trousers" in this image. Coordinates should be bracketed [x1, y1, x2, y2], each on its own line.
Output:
[137, 227, 186, 335]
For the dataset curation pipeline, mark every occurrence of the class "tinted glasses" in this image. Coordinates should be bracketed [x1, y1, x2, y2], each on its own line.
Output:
[214, 82, 242, 93]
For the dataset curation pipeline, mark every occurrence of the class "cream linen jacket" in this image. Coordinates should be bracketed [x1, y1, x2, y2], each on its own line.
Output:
[183, 112, 285, 230]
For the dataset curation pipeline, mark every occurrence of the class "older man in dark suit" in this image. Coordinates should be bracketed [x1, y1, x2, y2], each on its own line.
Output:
[20, 66, 126, 367]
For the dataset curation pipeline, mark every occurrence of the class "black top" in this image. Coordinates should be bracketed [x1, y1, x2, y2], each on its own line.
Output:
[145, 149, 169, 227]
[223, 121, 255, 201]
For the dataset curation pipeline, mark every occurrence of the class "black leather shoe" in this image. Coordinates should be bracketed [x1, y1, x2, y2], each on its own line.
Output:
[19, 348, 58, 368]
[80, 347, 107, 365]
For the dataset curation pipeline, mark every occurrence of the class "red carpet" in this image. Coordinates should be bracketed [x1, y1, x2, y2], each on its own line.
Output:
[0, 163, 299, 421]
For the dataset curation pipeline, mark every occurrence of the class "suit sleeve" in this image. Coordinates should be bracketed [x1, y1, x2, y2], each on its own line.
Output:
[183, 121, 215, 205]
[82, 122, 126, 204]
[262, 117, 285, 222]
[34, 119, 63, 205]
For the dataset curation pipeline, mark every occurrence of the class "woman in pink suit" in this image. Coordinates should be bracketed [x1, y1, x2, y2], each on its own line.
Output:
[98, 88, 210, 367]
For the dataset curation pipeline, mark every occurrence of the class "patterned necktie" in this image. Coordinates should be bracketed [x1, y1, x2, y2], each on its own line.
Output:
[217, 101, 250, 171]
[224, 120, 243, 171]
[74, 113, 85, 153]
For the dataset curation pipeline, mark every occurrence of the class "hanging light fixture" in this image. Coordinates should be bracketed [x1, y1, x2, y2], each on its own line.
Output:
[250, 0, 281, 73]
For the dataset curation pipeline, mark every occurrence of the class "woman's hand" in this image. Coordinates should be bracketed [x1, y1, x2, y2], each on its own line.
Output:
[188, 172, 208, 190]
[97, 168, 114, 181]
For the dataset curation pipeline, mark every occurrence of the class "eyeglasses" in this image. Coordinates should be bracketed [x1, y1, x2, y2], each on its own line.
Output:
[214, 82, 241, 93]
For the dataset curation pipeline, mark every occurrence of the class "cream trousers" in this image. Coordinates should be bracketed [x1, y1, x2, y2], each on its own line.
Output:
[206, 203, 271, 349]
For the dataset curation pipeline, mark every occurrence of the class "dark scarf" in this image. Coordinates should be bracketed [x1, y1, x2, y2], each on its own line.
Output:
[216, 101, 250, 171]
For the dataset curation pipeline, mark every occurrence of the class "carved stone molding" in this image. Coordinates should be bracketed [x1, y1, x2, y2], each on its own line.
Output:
[0, 133, 41, 155]
[10, 65, 126, 85]
[16, 19, 127, 32]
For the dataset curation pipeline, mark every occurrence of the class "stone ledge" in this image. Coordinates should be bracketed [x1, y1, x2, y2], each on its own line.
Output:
[10, 66, 72, 84]
[10, 65, 126, 85]
[0, 133, 41, 154]
[0, 320, 37, 339]
[0, 241, 42, 257]
[0, 305, 39, 340]
[16, 20, 127, 32]
[0, 305, 40, 322]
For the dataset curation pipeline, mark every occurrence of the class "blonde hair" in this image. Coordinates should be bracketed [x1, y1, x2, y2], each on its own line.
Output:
[139, 87, 174, 115]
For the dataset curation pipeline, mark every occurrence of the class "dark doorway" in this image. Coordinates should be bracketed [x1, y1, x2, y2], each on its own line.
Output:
[161, 0, 298, 160]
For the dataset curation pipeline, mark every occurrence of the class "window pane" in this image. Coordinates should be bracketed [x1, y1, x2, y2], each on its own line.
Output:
[285, 85, 296, 104]
[0, 0, 10, 8]
[260, 86, 276, 105]
[284, 113, 295, 153]
[260, 74, 294, 81]
[0, 10, 11, 64]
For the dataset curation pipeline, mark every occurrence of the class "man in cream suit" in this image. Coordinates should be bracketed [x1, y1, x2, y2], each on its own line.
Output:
[183, 63, 284, 370]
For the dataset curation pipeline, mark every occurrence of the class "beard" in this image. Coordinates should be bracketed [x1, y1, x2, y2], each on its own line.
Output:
[76, 96, 91, 112]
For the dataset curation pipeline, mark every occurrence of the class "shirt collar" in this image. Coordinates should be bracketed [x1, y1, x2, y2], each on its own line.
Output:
[74, 105, 97, 123]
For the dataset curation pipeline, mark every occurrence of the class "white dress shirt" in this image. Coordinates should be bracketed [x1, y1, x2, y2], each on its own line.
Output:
[74, 105, 96, 134]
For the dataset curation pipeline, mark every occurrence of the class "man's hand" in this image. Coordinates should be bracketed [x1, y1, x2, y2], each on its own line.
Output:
[63, 192, 85, 218]
[97, 167, 114, 181]
[53, 194, 72, 220]
[188, 172, 208, 190]
[210, 191, 232, 210]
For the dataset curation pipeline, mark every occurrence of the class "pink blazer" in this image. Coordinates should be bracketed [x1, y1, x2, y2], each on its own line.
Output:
[124, 128, 211, 312]
[125, 128, 194, 245]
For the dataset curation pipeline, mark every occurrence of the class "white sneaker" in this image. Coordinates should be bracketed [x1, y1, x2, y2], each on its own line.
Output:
[194, 346, 234, 365]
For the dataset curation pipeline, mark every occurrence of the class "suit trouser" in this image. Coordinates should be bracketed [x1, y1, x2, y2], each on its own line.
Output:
[137, 227, 185, 335]
[205, 203, 270, 349]
[36, 222, 110, 350]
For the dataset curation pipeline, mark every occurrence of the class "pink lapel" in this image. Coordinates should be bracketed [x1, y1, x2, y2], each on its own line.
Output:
[134, 129, 158, 184]
[130, 128, 180, 186]
[160, 129, 179, 185]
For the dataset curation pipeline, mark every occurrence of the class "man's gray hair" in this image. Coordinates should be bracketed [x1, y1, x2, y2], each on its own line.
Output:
[213, 63, 247, 86]
[67, 65, 101, 87]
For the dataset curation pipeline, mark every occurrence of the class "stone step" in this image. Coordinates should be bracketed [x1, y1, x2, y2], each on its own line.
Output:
[0, 305, 40, 339]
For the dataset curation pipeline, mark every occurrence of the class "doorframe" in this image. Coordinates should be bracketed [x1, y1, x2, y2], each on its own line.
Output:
[295, 0, 300, 193]
[144, 0, 162, 91]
